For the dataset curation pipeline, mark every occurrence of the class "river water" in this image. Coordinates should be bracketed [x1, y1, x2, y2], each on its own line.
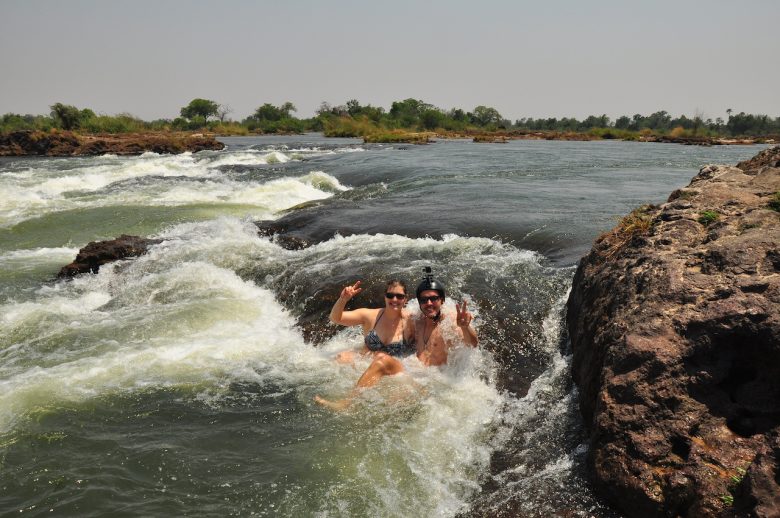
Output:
[0, 136, 765, 516]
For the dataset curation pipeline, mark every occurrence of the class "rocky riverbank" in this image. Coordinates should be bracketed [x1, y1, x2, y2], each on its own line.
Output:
[0, 130, 224, 156]
[567, 146, 780, 516]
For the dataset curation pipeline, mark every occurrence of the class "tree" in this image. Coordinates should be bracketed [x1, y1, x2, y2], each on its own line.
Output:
[581, 114, 610, 129]
[449, 108, 467, 122]
[614, 116, 631, 129]
[217, 104, 232, 122]
[692, 109, 705, 135]
[389, 98, 433, 126]
[345, 99, 362, 117]
[316, 101, 333, 116]
[645, 111, 672, 131]
[280, 102, 297, 118]
[420, 108, 445, 130]
[252, 102, 296, 122]
[50, 103, 85, 130]
[471, 105, 503, 126]
[253, 103, 281, 121]
[180, 98, 220, 123]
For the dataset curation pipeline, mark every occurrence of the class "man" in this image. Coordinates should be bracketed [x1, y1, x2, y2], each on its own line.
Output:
[413, 269, 478, 366]
[315, 268, 477, 410]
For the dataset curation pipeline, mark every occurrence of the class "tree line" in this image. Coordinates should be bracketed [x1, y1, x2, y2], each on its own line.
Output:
[1, 99, 778, 138]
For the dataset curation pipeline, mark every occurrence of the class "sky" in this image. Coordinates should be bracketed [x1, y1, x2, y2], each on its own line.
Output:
[1, 0, 779, 123]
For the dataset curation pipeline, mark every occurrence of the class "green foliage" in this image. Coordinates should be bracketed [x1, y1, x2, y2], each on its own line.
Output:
[0, 113, 56, 132]
[241, 102, 301, 133]
[698, 210, 720, 226]
[768, 192, 780, 212]
[720, 494, 734, 506]
[364, 130, 431, 143]
[726, 112, 778, 136]
[80, 113, 146, 133]
[322, 116, 379, 137]
[50, 103, 93, 130]
[730, 467, 747, 485]
[180, 98, 220, 123]
[211, 122, 249, 135]
[588, 127, 638, 140]
[471, 105, 504, 126]
[4, 98, 779, 140]
[601, 205, 655, 256]
[420, 109, 445, 130]
[251, 102, 296, 122]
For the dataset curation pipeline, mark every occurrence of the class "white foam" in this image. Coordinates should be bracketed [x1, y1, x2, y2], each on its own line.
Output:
[0, 158, 349, 226]
[0, 243, 330, 434]
[207, 150, 292, 167]
[0, 224, 546, 516]
[0, 247, 79, 265]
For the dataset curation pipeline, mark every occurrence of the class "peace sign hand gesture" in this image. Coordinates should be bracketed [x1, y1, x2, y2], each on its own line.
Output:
[455, 300, 473, 328]
[340, 280, 363, 301]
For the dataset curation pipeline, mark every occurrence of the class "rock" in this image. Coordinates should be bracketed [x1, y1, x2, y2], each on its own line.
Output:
[254, 220, 314, 250]
[0, 130, 224, 156]
[567, 146, 780, 517]
[58, 235, 161, 277]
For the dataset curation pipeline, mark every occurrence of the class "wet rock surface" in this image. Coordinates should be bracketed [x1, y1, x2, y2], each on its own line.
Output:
[567, 146, 780, 516]
[58, 235, 161, 277]
[0, 130, 224, 156]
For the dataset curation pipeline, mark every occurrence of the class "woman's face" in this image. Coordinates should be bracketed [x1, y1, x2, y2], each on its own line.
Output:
[384, 284, 407, 310]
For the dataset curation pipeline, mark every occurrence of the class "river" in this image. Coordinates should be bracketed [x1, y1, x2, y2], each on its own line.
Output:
[0, 136, 766, 516]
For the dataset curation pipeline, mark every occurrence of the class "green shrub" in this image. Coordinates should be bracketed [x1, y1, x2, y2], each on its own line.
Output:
[698, 210, 719, 226]
[768, 192, 780, 212]
[80, 114, 145, 133]
[322, 116, 379, 137]
[363, 130, 432, 143]
[600, 205, 656, 256]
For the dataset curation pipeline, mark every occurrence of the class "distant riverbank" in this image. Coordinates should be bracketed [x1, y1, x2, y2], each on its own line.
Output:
[0, 128, 773, 157]
[418, 129, 772, 146]
[0, 130, 224, 156]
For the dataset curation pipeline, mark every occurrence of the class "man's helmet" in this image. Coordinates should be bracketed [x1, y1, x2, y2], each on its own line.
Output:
[416, 266, 446, 300]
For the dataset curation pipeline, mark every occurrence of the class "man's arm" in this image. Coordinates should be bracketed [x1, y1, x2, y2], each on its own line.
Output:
[455, 301, 478, 347]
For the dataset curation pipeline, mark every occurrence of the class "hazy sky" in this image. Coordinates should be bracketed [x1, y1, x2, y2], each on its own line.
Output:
[2, 0, 778, 122]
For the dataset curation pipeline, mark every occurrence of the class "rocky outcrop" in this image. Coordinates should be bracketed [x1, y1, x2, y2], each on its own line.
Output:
[567, 146, 780, 517]
[0, 130, 224, 156]
[58, 235, 161, 277]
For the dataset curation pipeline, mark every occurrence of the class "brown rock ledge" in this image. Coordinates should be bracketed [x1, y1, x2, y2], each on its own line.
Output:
[58, 235, 161, 277]
[567, 146, 780, 517]
[0, 130, 224, 156]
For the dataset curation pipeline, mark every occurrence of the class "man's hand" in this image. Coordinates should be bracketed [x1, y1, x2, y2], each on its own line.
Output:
[455, 300, 472, 328]
[340, 280, 362, 300]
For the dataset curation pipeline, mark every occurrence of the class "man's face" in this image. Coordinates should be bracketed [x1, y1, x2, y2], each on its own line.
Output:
[418, 289, 443, 318]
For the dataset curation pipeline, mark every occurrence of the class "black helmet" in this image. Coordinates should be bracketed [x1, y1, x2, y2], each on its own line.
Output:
[416, 266, 446, 300]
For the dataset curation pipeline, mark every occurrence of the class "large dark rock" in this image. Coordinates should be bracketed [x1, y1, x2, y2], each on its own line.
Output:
[0, 130, 224, 156]
[567, 146, 780, 516]
[58, 235, 161, 277]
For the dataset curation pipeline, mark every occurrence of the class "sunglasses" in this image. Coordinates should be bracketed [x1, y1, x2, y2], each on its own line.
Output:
[418, 295, 441, 303]
[385, 292, 407, 300]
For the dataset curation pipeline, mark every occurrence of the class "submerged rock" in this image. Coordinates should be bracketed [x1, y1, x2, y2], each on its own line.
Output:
[0, 130, 224, 156]
[567, 146, 780, 517]
[58, 235, 161, 277]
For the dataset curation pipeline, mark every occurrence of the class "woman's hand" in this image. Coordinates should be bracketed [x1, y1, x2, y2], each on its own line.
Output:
[340, 280, 363, 300]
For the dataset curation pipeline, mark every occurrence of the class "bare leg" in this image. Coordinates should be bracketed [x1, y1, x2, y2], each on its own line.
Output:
[355, 353, 403, 388]
[335, 350, 357, 364]
[315, 353, 404, 410]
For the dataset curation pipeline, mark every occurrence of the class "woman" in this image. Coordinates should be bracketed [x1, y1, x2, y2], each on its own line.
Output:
[315, 279, 416, 409]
